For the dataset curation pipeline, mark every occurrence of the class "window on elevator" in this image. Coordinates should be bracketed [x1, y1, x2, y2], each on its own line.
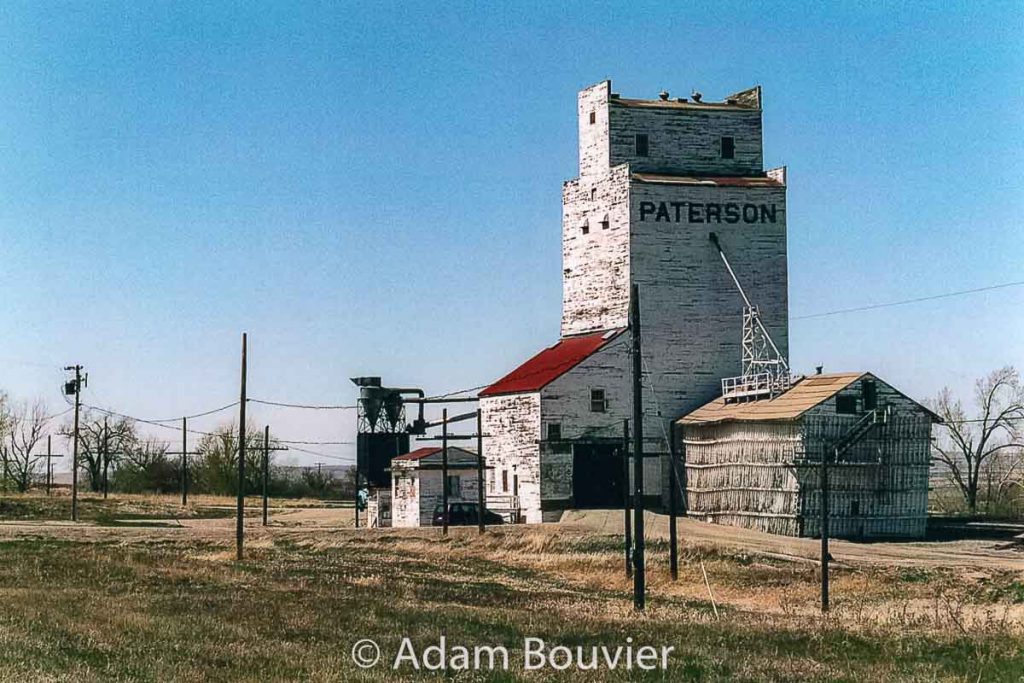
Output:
[721, 136, 735, 159]
[635, 134, 649, 157]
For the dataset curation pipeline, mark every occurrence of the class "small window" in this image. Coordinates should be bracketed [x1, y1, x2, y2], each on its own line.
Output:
[590, 389, 606, 413]
[589, 111, 596, 125]
[502, 470, 509, 493]
[600, 214, 610, 230]
[590, 188, 596, 201]
[721, 136, 735, 159]
[547, 423, 562, 441]
[635, 134, 649, 157]
[836, 395, 858, 415]
[581, 222, 589, 236]
[861, 379, 878, 411]
[850, 500, 860, 516]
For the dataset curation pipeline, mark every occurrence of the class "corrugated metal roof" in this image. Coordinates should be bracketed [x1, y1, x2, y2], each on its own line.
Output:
[393, 447, 441, 462]
[479, 329, 624, 397]
[680, 373, 865, 425]
[392, 446, 478, 468]
[632, 173, 784, 188]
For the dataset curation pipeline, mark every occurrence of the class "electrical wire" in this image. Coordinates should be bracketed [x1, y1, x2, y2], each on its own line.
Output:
[275, 439, 355, 445]
[249, 398, 357, 410]
[424, 384, 490, 400]
[284, 444, 356, 462]
[792, 280, 1024, 321]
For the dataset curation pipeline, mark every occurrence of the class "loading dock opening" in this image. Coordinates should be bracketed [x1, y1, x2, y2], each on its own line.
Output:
[572, 443, 624, 508]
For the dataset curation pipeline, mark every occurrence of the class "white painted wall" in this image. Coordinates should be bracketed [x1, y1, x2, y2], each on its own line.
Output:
[481, 393, 542, 523]
[392, 461, 482, 528]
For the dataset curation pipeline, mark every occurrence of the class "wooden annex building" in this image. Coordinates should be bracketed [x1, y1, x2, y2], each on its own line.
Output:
[679, 372, 938, 539]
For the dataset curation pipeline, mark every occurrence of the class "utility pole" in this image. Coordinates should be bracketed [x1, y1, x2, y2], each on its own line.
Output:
[46, 436, 52, 496]
[102, 418, 109, 499]
[669, 421, 679, 581]
[236, 333, 247, 561]
[622, 419, 632, 578]
[354, 458, 362, 528]
[679, 433, 688, 516]
[263, 426, 270, 526]
[821, 446, 832, 612]
[476, 409, 485, 534]
[44, 436, 65, 497]
[166, 417, 200, 507]
[442, 408, 449, 536]
[181, 417, 189, 505]
[63, 365, 84, 522]
[630, 283, 645, 611]
[260, 426, 288, 526]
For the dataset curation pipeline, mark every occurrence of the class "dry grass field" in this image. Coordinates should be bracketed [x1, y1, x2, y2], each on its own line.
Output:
[0, 492, 1021, 682]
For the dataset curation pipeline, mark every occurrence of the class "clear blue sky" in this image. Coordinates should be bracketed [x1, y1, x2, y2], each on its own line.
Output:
[2, 1, 1022, 466]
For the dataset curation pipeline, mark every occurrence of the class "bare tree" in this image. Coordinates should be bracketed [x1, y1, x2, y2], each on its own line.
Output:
[192, 421, 266, 495]
[0, 399, 50, 492]
[930, 366, 1024, 513]
[60, 411, 137, 492]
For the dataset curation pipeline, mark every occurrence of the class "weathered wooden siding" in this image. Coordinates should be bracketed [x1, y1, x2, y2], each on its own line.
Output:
[541, 336, 661, 514]
[481, 393, 542, 523]
[630, 180, 788, 456]
[561, 164, 632, 336]
[682, 376, 933, 539]
[415, 467, 481, 528]
[391, 462, 419, 528]
[562, 82, 787, 508]
[578, 81, 611, 179]
[797, 377, 932, 538]
[391, 461, 481, 528]
[609, 103, 763, 177]
[683, 421, 802, 536]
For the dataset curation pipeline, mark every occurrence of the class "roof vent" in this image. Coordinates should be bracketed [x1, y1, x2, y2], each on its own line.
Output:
[610, 93, 620, 99]
[691, 91, 703, 103]
[816, 365, 823, 375]
[726, 98, 738, 105]
[675, 97, 688, 103]
[658, 90, 669, 101]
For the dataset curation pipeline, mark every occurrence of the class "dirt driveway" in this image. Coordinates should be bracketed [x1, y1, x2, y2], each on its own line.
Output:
[564, 509, 1024, 571]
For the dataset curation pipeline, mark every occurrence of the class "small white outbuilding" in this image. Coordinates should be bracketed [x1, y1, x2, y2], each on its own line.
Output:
[390, 446, 482, 528]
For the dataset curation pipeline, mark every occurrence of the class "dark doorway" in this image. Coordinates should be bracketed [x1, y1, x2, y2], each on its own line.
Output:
[573, 443, 624, 508]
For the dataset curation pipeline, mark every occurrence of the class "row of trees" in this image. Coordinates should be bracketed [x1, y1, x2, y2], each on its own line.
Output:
[0, 401, 353, 499]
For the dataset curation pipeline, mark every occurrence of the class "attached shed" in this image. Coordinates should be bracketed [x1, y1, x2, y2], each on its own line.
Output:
[390, 447, 482, 528]
[678, 372, 938, 539]
[479, 328, 664, 523]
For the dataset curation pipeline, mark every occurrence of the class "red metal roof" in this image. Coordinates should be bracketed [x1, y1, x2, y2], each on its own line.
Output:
[631, 173, 783, 187]
[392, 447, 441, 462]
[479, 329, 624, 397]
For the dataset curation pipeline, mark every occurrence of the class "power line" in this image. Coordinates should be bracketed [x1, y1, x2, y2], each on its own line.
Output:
[162, 401, 240, 422]
[425, 384, 490, 400]
[275, 439, 354, 445]
[249, 398, 356, 410]
[792, 280, 1024, 321]
[285, 444, 356, 462]
[80, 403, 218, 437]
